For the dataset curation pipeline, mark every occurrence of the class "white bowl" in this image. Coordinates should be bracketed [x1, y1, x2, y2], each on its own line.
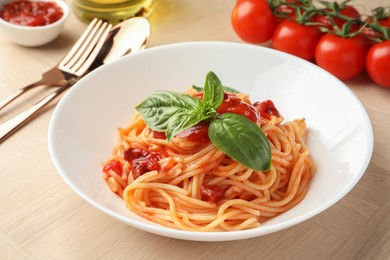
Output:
[0, 0, 69, 46]
[48, 42, 374, 241]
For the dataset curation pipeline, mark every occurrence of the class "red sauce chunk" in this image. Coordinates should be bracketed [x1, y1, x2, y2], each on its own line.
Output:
[201, 184, 225, 204]
[217, 93, 260, 123]
[0, 0, 63, 26]
[175, 121, 210, 143]
[102, 160, 122, 176]
[124, 148, 167, 179]
[151, 130, 166, 140]
[254, 100, 280, 120]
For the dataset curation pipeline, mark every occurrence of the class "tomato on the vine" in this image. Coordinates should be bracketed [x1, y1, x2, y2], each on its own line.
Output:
[366, 40, 390, 88]
[315, 4, 360, 30]
[273, 0, 303, 20]
[362, 13, 390, 41]
[272, 19, 323, 61]
[377, 16, 390, 28]
[372, 7, 390, 28]
[315, 33, 369, 80]
[231, 0, 278, 43]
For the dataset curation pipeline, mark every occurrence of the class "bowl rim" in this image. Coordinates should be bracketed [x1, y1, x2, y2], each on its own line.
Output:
[0, 0, 69, 30]
[48, 41, 374, 241]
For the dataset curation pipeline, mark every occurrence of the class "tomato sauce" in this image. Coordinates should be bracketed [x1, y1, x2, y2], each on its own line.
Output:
[124, 148, 167, 179]
[217, 93, 260, 123]
[0, 0, 63, 27]
[103, 160, 123, 176]
[175, 121, 210, 143]
[201, 184, 225, 204]
[151, 130, 166, 140]
[254, 100, 280, 120]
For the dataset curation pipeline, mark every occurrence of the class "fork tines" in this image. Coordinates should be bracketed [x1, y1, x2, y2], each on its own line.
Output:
[59, 18, 113, 77]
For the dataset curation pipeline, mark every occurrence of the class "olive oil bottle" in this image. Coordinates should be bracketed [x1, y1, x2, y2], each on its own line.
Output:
[72, 0, 154, 24]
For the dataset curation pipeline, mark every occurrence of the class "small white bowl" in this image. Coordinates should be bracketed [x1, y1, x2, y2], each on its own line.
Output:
[0, 0, 69, 47]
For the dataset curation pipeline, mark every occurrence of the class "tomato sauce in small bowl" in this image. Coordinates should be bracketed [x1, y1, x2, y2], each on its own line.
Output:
[0, 0, 69, 46]
[0, 0, 64, 27]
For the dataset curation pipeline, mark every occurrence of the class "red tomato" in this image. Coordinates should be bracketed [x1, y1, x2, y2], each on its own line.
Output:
[272, 19, 324, 61]
[362, 15, 390, 40]
[231, 0, 278, 43]
[273, 0, 301, 20]
[379, 16, 390, 27]
[274, 4, 295, 19]
[366, 40, 390, 88]
[315, 33, 369, 80]
[362, 27, 378, 40]
[315, 5, 360, 30]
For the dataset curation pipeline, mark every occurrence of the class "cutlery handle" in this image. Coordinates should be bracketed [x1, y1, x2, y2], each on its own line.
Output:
[0, 80, 63, 111]
[0, 79, 75, 144]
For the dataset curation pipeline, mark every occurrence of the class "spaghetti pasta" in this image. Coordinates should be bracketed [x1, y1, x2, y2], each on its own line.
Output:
[101, 87, 315, 232]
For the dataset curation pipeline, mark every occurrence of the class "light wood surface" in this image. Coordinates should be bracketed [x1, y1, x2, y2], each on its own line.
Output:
[1, 0, 390, 259]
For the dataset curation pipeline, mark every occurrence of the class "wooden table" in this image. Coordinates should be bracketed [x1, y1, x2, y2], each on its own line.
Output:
[1, 0, 389, 259]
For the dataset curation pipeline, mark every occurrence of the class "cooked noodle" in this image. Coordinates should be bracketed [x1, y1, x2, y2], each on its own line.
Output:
[102, 89, 315, 231]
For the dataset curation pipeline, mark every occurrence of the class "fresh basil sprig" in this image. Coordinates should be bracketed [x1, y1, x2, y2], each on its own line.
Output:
[136, 71, 271, 171]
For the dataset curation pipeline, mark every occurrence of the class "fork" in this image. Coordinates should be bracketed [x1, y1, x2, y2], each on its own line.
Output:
[0, 18, 112, 143]
[0, 18, 111, 111]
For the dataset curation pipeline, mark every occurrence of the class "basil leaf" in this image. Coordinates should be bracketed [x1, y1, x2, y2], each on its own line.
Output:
[192, 84, 240, 94]
[135, 91, 197, 132]
[192, 85, 203, 92]
[208, 113, 271, 171]
[203, 71, 224, 110]
[222, 86, 241, 94]
[166, 109, 208, 141]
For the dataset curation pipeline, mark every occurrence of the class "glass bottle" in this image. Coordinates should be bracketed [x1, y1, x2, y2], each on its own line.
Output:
[72, 0, 154, 24]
